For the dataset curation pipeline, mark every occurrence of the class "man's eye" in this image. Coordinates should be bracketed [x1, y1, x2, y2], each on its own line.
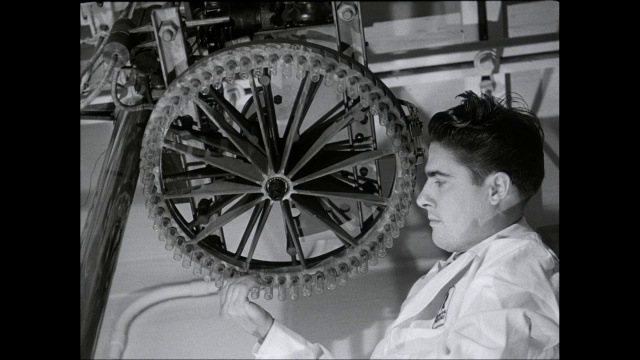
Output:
[435, 180, 444, 187]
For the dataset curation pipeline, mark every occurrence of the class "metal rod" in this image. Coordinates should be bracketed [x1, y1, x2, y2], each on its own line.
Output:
[478, 1, 489, 41]
[280, 72, 313, 173]
[282, 200, 307, 268]
[189, 194, 264, 244]
[291, 195, 357, 247]
[193, 98, 268, 174]
[185, 16, 231, 28]
[294, 147, 394, 185]
[80, 107, 151, 359]
[235, 203, 264, 258]
[162, 180, 262, 199]
[164, 139, 263, 184]
[288, 103, 362, 178]
[244, 201, 273, 271]
[249, 76, 276, 171]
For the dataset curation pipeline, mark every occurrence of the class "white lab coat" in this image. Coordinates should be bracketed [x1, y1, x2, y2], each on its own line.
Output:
[252, 218, 559, 359]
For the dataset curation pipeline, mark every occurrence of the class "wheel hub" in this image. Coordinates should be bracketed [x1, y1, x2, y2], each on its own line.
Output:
[265, 177, 289, 201]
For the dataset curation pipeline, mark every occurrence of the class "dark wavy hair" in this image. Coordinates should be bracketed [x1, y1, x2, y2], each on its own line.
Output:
[427, 91, 545, 201]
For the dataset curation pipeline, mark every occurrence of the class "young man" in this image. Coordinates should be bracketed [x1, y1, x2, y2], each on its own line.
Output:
[219, 91, 559, 359]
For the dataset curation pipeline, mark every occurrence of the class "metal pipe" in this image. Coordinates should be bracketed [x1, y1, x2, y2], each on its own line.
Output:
[184, 16, 231, 28]
[80, 107, 151, 359]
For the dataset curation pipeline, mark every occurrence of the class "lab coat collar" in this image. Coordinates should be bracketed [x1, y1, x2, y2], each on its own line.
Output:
[391, 217, 535, 328]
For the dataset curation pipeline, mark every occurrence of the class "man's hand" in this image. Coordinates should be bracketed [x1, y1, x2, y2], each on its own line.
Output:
[219, 276, 274, 341]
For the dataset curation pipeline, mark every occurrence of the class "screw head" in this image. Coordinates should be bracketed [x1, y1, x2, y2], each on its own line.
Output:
[274, 95, 282, 105]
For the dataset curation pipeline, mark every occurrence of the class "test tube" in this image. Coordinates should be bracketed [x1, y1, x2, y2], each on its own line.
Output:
[335, 70, 347, 93]
[359, 84, 370, 107]
[378, 102, 389, 126]
[203, 258, 215, 282]
[213, 66, 224, 89]
[239, 56, 251, 80]
[253, 54, 265, 78]
[282, 55, 293, 79]
[268, 54, 279, 76]
[225, 59, 237, 83]
[193, 252, 204, 276]
[296, 56, 308, 80]
[368, 242, 379, 266]
[395, 204, 406, 228]
[327, 268, 337, 290]
[302, 274, 313, 297]
[389, 214, 400, 239]
[182, 244, 194, 268]
[347, 76, 359, 99]
[377, 233, 387, 257]
[165, 227, 178, 250]
[215, 264, 226, 288]
[277, 276, 287, 301]
[290, 276, 300, 300]
[323, 63, 335, 86]
[348, 257, 359, 278]
[250, 276, 260, 300]
[173, 236, 185, 261]
[151, 208, 165, 227]
[315, 271, 325, 295]
[337, 263, 349, 286]
[358, 250, 370, 274]
[264, 276, 274, 300]
[145, 195, 160, 209]
[310, 59, 322, 82]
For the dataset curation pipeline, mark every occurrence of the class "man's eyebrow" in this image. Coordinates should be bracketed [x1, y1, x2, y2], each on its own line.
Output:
[425, 170, 451, 178]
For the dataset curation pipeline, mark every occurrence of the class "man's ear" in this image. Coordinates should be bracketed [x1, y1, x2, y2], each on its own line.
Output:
[486, 172, 511, 205]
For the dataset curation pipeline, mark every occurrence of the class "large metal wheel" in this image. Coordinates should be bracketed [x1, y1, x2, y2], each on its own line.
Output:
[140, 40, 419, 300]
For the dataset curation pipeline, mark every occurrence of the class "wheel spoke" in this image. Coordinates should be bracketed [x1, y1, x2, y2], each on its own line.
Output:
[288, 103, 365, 178]
[194, 98, 268, 174]
[187, 194, 242, 228]
[259, 74, 280, 156]
[244, 200, 273, 271]
[164, 139, 263, 184]
[280, 72, 321, 173]
[294, 176, 388, 206]
[234, 201, 264, 259]
[281, 200, 307, 268]
[290, 194, 357, 248]
[164, 167, 230, 182]
[299, 101, 345, 141]
[293, 146, 395, 185]
[168, 127, 242, 157]
[248, 77, 276, 171]
[209, 86, 260, 147]
[163, 179, 262, 199]
[187, 194, 264, 245]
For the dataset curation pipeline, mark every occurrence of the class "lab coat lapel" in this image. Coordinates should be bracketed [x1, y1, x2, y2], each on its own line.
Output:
[391, 252, 475, 328]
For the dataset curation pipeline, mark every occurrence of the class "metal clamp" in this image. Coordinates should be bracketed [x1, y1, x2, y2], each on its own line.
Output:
[397, 99, 425, 164]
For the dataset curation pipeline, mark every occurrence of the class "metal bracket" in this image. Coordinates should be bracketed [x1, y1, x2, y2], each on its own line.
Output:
[397, 99, 425, 164]
[150, 6, 199, 125]
[332, 1, 368, 66]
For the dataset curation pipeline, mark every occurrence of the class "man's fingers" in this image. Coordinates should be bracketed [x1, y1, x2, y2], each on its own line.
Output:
[219, 275, 261, 318]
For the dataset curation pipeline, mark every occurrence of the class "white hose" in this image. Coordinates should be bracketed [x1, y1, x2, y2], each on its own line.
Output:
[107, 280, 220, 359]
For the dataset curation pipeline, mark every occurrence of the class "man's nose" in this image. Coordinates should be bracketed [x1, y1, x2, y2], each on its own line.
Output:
[416, 183, 433, 209]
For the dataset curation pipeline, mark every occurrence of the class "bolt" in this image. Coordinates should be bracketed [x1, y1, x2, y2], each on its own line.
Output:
[159, 20, 179, 42]
[338, 4, 357, 22]
[274, 95, 282, 105]
[161, 28, 174, 41]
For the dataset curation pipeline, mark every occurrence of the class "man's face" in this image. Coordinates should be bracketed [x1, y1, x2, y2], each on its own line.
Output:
[416, 142, 495, 252]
